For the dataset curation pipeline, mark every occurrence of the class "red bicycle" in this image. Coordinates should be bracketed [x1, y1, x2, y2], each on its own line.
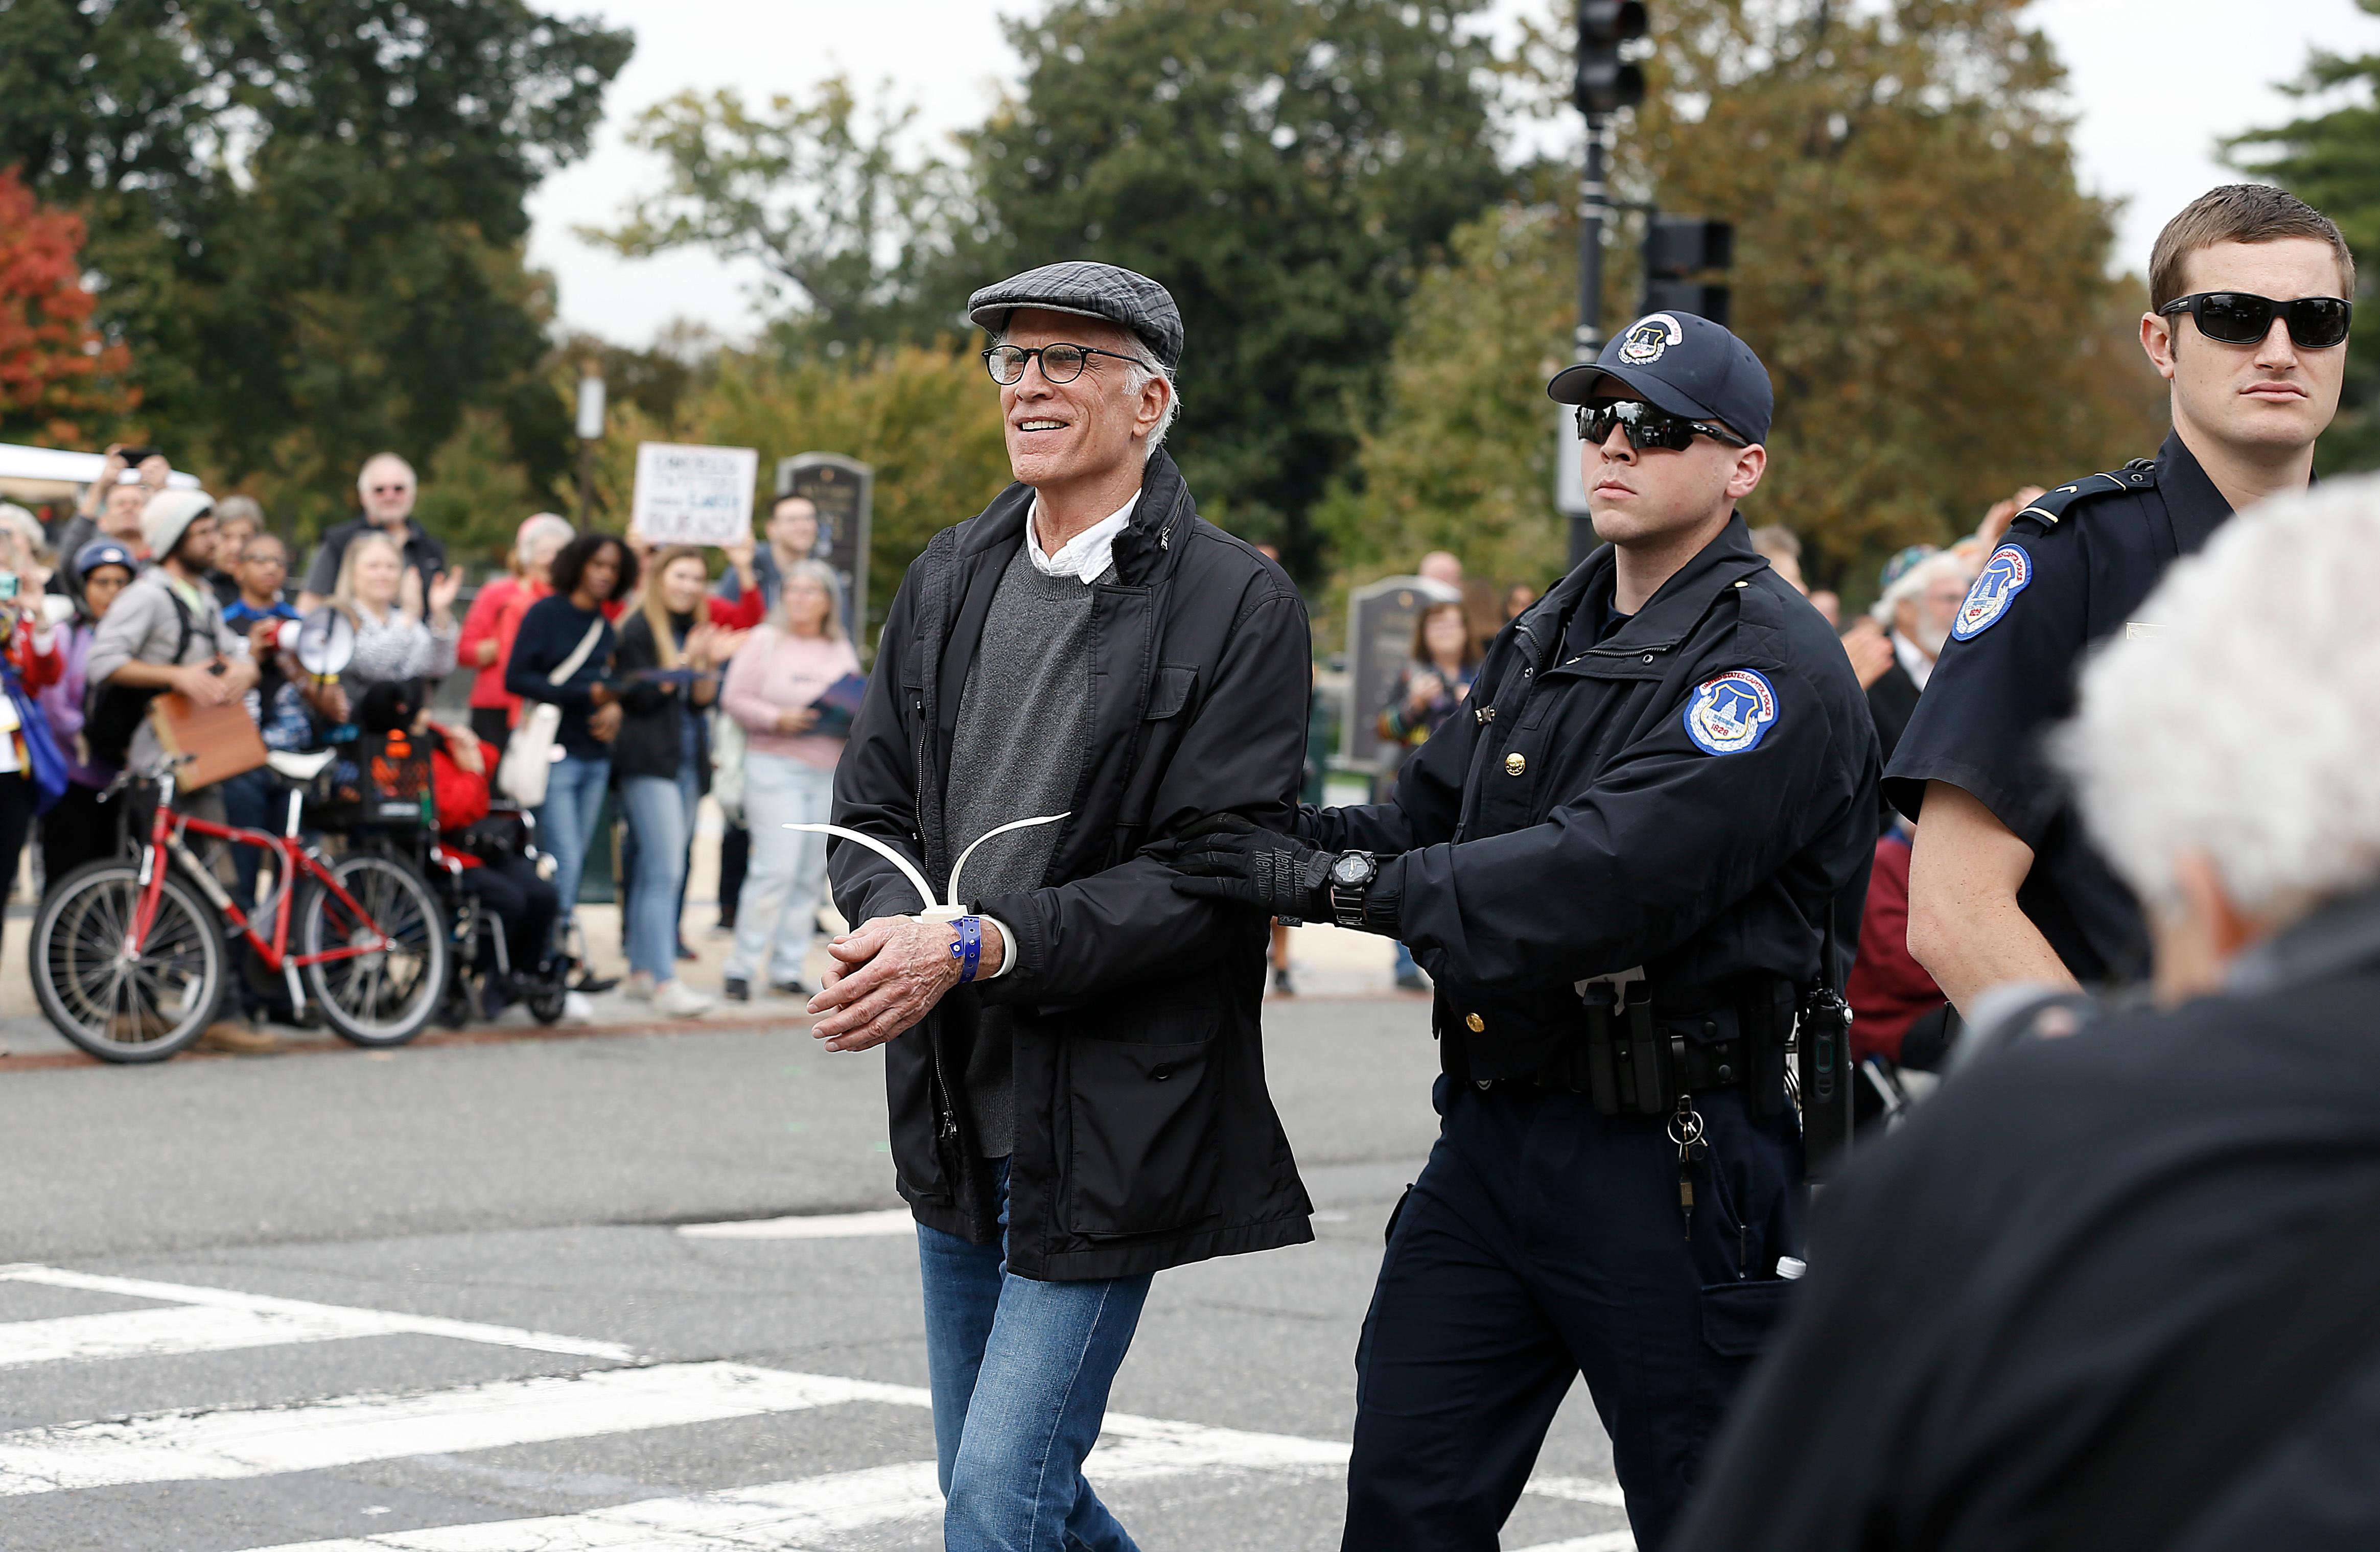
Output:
[31, 750, 449, 1062]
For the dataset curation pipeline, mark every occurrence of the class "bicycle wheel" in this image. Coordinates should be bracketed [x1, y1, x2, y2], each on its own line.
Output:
[31, 859, 225, 1063]
[299, 852, 448, 1047]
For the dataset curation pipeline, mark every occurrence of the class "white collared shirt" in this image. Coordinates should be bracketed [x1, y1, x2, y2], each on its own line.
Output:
[1026, 492, 1140, 584]
[1892, 628, 1935, 692]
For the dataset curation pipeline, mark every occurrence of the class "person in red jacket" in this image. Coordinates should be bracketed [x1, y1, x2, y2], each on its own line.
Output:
[1845, 818, 1956, 1072]
[362, 681, 561, 1010]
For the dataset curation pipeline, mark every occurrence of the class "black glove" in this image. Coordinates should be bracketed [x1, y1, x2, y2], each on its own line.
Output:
[1167, 813, 1335, 921]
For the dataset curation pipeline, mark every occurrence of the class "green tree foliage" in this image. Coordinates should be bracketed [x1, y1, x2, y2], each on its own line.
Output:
[1334, 0, 2164, 602]
[1316, 207, 1574, 594]
[2228, 0, 2380, 473]
[412, 407, 544, 572]
[0, 0, 632, 535]
[960, 0, 1511, 578]
[589, 346, 1013, 643]
[584, 78, 967, 355]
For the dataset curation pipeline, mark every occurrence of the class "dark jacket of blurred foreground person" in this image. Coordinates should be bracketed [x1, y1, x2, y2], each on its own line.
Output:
[1671, 477, 2380, 1552]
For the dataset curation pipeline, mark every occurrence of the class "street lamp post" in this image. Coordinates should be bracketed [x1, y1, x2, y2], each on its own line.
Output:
[574, 365, 606, 528]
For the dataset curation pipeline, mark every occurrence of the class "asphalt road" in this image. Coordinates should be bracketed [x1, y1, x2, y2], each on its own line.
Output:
[0, 995, 1634, 1552]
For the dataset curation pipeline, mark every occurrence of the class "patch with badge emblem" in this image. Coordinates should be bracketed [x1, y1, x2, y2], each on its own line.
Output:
[1615, 313, 1684, 365]
[1683, 669, 1778, 756]
[1952, 543, 2033, 641]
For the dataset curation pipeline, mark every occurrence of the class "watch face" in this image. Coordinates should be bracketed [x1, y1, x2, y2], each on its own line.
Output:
[1331, 853, 1370, 886]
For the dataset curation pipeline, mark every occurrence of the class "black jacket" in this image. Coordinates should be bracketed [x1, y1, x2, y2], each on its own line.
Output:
[612, 610, 711, 790]
[302, 513, 449, 599]
[830, 451, 1316, 1281]
[1309, 515, 1879, 1081]
[1671, 891, 2380, 1552]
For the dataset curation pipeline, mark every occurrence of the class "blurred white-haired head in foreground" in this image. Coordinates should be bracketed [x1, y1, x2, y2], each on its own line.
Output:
[2060, 475, 2380, 1005]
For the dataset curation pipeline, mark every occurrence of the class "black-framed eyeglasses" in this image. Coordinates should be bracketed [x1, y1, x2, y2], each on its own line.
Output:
[1575, 399, 1747, 452]
[2158, 291, 2352, 349]
[983, 342, 1147, 386]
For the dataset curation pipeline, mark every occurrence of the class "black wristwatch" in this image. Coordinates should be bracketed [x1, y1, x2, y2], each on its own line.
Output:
[1327, 850, 1377, 929]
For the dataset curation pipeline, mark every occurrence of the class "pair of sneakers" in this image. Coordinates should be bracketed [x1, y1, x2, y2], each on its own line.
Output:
[621, 974, 714, 1018]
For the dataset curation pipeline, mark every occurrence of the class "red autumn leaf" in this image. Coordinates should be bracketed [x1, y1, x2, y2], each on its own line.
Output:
[0, 164, 136, 444]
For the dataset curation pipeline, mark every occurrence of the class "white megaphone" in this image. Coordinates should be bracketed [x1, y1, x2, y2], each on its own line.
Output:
[785, 813, 1069, 924]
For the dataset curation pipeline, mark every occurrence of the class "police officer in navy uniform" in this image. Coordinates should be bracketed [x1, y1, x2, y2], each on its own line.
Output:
[1170, 311, 1878, 1551]
[1891, 185, 2353, 1013]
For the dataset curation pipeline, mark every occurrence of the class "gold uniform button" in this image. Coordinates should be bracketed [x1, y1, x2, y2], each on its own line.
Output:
[1465, 1012, 1485, 1033]
[1504, 752, 1527, 777]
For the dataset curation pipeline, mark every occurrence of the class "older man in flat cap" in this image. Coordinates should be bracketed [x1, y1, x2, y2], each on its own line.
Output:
[812, 261, 1316, 1552]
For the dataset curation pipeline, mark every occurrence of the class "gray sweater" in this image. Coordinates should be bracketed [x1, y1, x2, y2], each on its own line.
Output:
[943, 546, 1104, 1158]
[86, 568, 248, 769]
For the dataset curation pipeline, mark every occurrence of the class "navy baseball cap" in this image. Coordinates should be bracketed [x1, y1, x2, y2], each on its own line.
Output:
[74, 540, 135, 580]
[1547, 311, 1774, 445]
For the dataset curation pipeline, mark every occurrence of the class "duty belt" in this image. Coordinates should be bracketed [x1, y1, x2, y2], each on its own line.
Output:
[1526, 969, 1794, 1119]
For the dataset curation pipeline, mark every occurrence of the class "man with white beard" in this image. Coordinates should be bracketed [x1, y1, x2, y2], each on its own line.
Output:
[1863, 547, 1978, 778]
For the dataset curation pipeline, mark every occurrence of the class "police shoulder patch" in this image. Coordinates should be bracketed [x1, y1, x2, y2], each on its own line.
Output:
[1683, 668, 1779, 756]
[2009, 459, 2155, 531]
[1952, 543, 2033, 641]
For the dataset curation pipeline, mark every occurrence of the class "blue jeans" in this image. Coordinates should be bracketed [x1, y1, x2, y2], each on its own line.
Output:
[725, 751, 835, 986]
[620, 766, 699, 980]
[219, 767, 288, 1018]
[918, 1162, 1153, 1552]
[536, 754, 612, 955]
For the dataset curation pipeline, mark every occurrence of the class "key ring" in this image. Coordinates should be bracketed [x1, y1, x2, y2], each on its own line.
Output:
[1667, 1107, 1706, 1149]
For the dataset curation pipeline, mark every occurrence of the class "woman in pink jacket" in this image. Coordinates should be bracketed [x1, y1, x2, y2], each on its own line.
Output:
[716, 560, 859, 1000]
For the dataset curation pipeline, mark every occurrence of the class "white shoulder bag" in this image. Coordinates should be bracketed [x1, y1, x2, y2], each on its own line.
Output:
[497, 616, 606, 806]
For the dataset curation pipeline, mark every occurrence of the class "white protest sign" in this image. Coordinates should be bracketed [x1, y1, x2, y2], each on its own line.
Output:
[630, 442, 759, 547]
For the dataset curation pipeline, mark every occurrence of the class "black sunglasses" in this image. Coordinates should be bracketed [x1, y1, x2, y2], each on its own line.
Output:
[2158, 291, 2352, 349]
[1575, 399, 1747, 452]
[983, 342, 1148, 386]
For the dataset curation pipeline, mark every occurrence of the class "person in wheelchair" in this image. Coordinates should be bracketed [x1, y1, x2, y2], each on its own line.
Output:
[355, 683, 568, 1023]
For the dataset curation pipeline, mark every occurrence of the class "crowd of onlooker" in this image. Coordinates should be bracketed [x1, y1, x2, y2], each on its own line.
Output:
[0, 437, 2033, 1068]
[0, 446, 862, 1054]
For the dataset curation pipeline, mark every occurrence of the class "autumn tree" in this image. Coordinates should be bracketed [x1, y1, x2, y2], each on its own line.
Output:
[585, 79, 968, 357]
[1331, 0, 2165, 605]
[0, 167, 134, 445]
[0, 0, 631, 535]
[967, 0, 1510, 579]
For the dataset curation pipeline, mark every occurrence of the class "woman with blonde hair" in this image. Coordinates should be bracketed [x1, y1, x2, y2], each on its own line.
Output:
[334, 529, 459, 701]
[716, 559, 858, 999]
[611, 545, 744, 1016]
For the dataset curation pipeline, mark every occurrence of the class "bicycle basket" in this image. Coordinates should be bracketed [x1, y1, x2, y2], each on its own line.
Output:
[309, 731, 432, 830]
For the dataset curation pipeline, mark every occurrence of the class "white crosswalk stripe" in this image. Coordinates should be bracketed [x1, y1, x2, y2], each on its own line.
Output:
[0, 1302, 393, 1370]
[0, 1361, 922, 1496]
[676, 1208, 916, 1239]
[0, 1265, 635, 1361]
[0, 1265, 1635, 1549]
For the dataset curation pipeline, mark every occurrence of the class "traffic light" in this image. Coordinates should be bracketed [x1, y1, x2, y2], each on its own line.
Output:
[1575, 1, 1647, 116]
[1643, 214, 1734, 326]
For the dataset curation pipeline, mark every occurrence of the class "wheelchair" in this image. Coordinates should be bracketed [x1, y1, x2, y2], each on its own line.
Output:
[416, 801, 577, 1029]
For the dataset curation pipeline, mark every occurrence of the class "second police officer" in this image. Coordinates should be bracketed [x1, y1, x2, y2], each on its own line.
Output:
[1890, 184, 2352, 1017]
[1169, 312, 1879, 1550]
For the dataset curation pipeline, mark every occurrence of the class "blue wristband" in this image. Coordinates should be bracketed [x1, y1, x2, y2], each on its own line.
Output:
[949, 915, 984, 984]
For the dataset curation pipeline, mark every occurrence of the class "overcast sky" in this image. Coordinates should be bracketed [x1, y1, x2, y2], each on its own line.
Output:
[525, 0, 2379, 348]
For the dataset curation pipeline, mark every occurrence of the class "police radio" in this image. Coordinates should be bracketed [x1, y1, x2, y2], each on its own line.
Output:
[1794, 902, 1857, 1180]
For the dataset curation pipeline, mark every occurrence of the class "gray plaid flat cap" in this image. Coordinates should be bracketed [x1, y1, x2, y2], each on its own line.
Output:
[967, 261, 1183, 370]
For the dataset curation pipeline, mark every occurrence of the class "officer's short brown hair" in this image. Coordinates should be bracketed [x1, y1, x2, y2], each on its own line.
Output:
[2150, 184, 2355, 311]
